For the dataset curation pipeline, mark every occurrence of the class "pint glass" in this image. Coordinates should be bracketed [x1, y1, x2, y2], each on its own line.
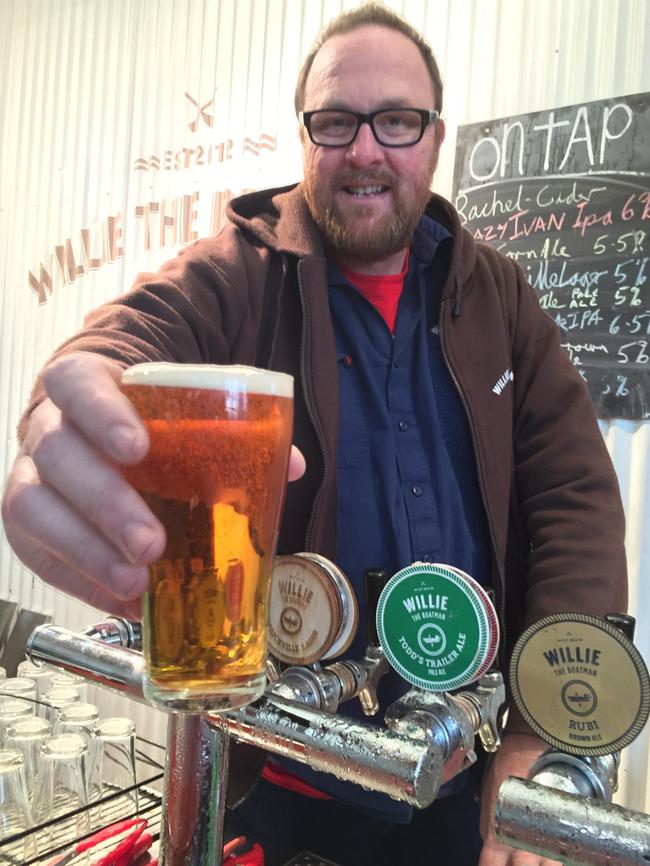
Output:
[121, 363, 294, 712]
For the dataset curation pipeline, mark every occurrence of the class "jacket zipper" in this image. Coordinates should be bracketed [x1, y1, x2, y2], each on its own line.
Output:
[297, 263, 332, 550]
[439, 295, 508, 665]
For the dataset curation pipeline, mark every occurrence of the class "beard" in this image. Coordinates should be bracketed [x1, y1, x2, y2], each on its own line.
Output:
[303, 166, 436, 264]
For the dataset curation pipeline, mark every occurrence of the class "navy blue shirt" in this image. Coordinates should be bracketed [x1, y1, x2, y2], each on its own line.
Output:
[277, 216, 491, 821]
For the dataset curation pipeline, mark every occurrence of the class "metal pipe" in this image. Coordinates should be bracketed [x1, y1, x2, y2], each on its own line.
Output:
[27, 624, 145, 698]
[215, 693, 442, 807]
[496, 777, 650, 866]
[27, 624, 442, 805]
[159, 714, 229, 866]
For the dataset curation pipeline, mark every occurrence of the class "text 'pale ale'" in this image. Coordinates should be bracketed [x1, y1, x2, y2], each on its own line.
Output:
[121, 363, 293, 712]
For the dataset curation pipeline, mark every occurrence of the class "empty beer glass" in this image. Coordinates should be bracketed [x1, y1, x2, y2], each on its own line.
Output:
[58, 703, 101, 805]
[94, 717, 137, 819]
[0, 699, 33, 746]
[0, 678, 37, 712]
[41, 686, 81, 724]
[122, 363, 294, 712]
[17, 660, 53, 700]
[5, 716, 51, 794]
[0, 749, 32, 840]
[32, 733, 89, 841]
[49, 671, 87, 702]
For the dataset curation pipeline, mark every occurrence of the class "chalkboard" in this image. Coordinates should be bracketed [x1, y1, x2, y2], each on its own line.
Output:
[452, 91, 650, 420]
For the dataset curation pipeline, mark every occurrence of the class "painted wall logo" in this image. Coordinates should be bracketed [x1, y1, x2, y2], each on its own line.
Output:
[185, 90, 216, 131]
[134, 90, 275, 173]
[28, 91, 278, 305]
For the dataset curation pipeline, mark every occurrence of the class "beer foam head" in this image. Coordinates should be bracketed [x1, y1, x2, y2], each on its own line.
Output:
[122, 363, 293, 397]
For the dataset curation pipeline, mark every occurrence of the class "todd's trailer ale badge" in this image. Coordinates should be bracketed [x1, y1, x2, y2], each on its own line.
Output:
[376, 563, 498, 691]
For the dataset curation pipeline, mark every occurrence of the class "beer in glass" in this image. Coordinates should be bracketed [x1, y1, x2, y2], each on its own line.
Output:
[121, 363, 293, 712]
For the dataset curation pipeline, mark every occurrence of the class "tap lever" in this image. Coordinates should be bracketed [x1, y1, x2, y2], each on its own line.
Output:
[363, 568, 390, 647]
[604, 612, 636, 641]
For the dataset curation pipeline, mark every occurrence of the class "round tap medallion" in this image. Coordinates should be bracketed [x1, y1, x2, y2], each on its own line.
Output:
[510, 613, 650, 756]
[268, 554, 358, 665]
[376, 563, 498, 691]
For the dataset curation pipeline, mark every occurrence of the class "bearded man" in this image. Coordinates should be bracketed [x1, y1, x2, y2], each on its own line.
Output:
[2, 5, 626, 865]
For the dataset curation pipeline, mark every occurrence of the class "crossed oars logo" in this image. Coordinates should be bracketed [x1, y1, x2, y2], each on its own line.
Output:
[185, 90, 216, 131]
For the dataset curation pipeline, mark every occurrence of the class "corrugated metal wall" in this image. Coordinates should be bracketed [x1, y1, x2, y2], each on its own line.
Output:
[2, 0, 650, 810]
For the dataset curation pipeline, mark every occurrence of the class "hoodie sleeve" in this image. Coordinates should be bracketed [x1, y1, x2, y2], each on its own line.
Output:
[509, 262, 628, 624]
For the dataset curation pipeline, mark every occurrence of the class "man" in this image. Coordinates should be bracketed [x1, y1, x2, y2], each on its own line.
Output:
[1, 4, 626, 865]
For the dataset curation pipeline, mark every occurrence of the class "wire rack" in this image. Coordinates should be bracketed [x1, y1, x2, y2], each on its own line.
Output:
[1, 736, 165, 866]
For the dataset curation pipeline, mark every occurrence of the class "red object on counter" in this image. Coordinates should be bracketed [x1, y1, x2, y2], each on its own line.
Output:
[148, 837, 264, 866]
[44, 817, 149, 866]
[45, 820, 263, 866]
[222, 836, 265, 865]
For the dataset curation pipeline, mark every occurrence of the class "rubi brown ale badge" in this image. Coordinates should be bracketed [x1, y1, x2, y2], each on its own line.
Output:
[510, 613, 650, 756]
[122, 363, 293, 712]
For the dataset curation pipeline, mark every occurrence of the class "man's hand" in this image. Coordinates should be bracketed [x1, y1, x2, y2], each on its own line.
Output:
[2, 352, 306, 616]
[478, 733, 562, 866]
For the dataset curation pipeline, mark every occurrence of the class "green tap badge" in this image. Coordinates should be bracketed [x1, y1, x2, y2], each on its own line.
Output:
[376, 563, 498, 691]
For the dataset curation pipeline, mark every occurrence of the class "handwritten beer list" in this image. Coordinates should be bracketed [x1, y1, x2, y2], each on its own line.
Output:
[452, 92, 650, 419]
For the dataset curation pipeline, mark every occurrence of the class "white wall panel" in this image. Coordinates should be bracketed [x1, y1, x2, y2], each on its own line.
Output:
[2, 0, 650, 808]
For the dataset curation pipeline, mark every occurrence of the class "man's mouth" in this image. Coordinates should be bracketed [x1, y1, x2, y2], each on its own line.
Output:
[342, 184, 389, 197]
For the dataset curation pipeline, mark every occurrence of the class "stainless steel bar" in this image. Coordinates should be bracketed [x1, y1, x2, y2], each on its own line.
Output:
[159, 714, 229, 866]
[27, 625, 441, 805]
[27, 624, 145, 697]
[214, 694, 442, 807]
[496, 777, 650, 866]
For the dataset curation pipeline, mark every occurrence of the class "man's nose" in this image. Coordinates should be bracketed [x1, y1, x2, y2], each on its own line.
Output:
[345, 121, 384, 166]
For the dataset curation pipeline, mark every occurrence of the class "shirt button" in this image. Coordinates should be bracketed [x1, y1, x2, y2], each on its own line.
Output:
[398, 420, 409, 432]
[411, 485, 423, 497]
[422, 554, 433, 562]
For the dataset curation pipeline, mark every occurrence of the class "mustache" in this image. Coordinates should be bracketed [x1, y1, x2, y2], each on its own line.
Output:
[331, 171, 393, 187]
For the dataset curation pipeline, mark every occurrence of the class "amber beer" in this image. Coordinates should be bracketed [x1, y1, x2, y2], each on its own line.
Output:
[121, 363, 293, 712]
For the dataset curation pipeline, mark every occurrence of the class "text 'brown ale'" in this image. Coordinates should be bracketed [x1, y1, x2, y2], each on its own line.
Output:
[122, 363, 293, 712]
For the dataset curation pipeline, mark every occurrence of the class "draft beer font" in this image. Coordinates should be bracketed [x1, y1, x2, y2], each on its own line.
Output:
[121, 362, 294, 712]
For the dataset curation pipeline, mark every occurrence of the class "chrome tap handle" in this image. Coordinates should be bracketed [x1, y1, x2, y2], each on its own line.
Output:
[474, 670, 506, 752]
[364, 567, 390, 647]
[82, 617, 142, 650]
[357, 568, 392, 716]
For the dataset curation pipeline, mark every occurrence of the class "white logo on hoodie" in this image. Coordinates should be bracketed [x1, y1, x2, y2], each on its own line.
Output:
[492, 368, 514, 396]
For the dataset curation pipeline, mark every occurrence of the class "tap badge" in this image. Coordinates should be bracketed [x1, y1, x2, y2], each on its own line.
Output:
[268, 554, 358, 665]
[376, 563, 499, 691]
[510, 613, 650, 756]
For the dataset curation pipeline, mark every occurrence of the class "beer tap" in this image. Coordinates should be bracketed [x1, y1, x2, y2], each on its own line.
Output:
[82, 616, 143, 650]
[384, 671, 505, 783]
[496, 611, 650, 864]
[357, 568, 391, 716]
[267, 562, 391, 715]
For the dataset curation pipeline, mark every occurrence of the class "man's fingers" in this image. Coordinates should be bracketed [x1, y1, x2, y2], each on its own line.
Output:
[26, 412, 165, 566]
[6, 524, 136, 616]
[288, 445, 306, 481]
[479, 837, 562, 866]
[3, 455, 150, 600]
[42, 353, 149, 465]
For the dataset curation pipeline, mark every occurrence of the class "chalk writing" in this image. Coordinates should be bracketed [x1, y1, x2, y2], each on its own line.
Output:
[452, 90, 650, 419]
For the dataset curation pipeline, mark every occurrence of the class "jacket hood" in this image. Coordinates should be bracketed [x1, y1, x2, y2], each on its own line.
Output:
[226, 182, 479, 299]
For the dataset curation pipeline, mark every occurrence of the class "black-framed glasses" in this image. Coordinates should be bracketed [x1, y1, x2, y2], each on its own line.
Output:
[299, 108, 440, 148]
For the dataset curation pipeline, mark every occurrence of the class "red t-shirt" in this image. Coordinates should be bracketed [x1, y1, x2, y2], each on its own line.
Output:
[339, 250, 409, 333]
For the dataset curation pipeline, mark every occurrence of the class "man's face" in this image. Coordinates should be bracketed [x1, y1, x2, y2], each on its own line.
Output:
[301, 25, 446, 271]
